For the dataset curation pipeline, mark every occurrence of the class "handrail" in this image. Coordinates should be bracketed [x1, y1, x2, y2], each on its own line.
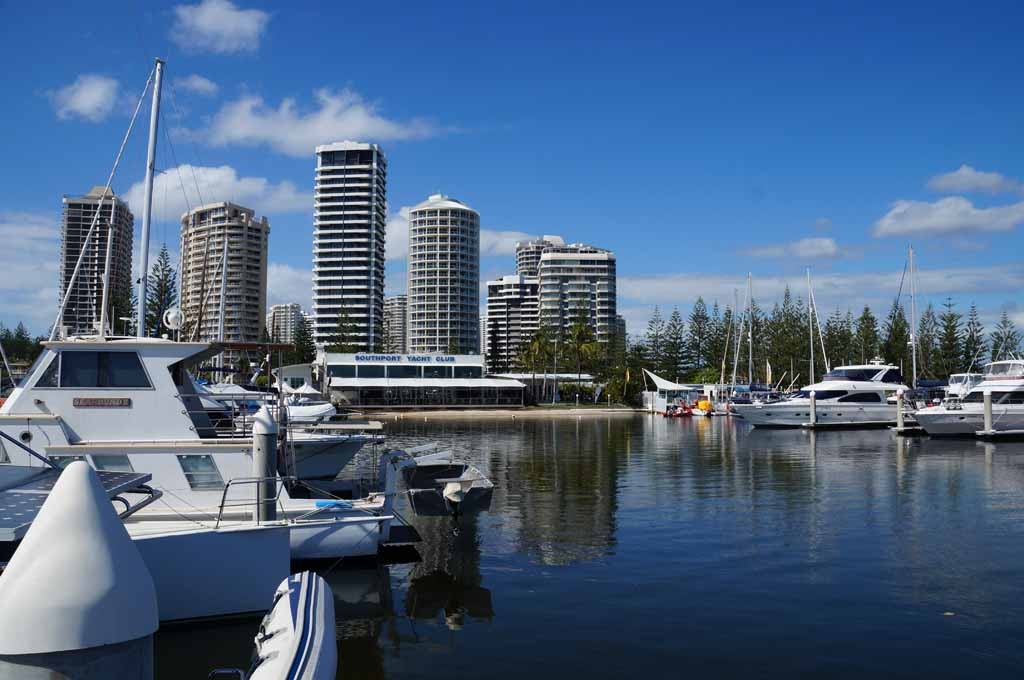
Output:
[214, 476, 294, 528]
[0, 431, 60, 469]
[115, 485, 164, 519]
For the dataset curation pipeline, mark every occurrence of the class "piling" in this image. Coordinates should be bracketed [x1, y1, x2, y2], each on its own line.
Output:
[253, 406, 278, 523]
[983, 390, 993, 433]
[809, 391, 817, 427]
[896, 390, 905, 430]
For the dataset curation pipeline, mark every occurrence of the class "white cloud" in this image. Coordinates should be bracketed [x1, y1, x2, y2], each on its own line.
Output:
[173, 74, 219, 96]
[50, 74, 119, 122]
[170, 0, 269, 54]
[125, 164, 310, 221]
[385, 207, 411, 261]
[191, 89, 440, 157]
[0, 213, 62, 333]
[267, 263, 311, 310]
[616, 265, 1024, 337]
[927, 164, 1020, 195]
[873, 196, 1024, 237]
[747, 237, 839, 259]
[481, 229, 535, 256]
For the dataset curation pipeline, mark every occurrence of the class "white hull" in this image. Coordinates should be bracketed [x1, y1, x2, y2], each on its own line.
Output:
[289, 435, 368, 479]
[130, 522, 290, 622]
[915, 407, 1024, 436]
[733, 401, 898, 427]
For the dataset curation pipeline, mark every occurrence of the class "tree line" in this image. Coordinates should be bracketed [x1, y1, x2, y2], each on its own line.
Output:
[503, 290, 1022, 406]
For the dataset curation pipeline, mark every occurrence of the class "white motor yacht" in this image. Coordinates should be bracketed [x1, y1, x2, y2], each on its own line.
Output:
[914, 360, 1024, 436]
[732, 363, 908, 427]
[945, 372, 984, 400]
[0, 336, 405, 561]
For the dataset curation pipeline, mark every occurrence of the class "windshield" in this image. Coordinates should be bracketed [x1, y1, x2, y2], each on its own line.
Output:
[796, 390, 848, 400]
[822, 368, 880, 382]
[17, 351, 53, 388]
[986, 362, 1024, 378]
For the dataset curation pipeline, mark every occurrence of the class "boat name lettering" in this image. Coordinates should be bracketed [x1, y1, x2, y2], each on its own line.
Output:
[72, 397, 132, 408]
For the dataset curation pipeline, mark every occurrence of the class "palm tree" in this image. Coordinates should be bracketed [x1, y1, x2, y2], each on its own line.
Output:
[566, 313, 599, 403]
[519, 328, 552, 403]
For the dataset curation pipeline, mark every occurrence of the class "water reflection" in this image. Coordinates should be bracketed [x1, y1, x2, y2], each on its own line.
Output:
[160, 416, 1024, 678]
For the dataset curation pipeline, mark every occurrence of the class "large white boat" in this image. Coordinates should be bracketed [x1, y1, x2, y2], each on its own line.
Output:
[732, 363, 908, 428]
[914, 360, 1024, 436]
[0, 336, 403, 561]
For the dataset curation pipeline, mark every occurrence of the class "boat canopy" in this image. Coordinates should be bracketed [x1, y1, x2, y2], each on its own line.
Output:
[643, 369, 701, 392]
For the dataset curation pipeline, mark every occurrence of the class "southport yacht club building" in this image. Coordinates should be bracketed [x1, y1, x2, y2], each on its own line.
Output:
[320, 353, 525, 408]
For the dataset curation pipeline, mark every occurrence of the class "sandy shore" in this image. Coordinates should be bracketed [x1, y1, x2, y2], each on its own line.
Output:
[364, 407, 644, 419]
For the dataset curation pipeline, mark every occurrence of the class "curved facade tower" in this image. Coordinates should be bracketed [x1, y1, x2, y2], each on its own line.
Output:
[407, 194, 480, 353]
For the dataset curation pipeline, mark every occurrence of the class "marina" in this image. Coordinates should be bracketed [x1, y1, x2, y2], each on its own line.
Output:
[2, 4, 1023, 678]
[151, 415, 1024, 678]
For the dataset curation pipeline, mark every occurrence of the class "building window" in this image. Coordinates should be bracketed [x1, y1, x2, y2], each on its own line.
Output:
[423, 365, 452, 379]
[176, 455, 224, 490]
[92, 455, 135, 472]
[454, 366, 482, 378]
[387, 365, 419, 379]
[357, 365, 386, 378]
[328, 365, 356, 378]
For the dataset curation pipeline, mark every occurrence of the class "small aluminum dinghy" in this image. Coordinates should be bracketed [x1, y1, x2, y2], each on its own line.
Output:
[398, 449, 494, 517]
[244, 572, 337, 680]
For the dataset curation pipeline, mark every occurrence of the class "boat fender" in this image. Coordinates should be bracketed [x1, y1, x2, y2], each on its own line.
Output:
[314, 500, 353, 509]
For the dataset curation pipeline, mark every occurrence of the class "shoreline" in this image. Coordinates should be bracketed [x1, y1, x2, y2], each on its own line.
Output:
[361, 407, 645, 419]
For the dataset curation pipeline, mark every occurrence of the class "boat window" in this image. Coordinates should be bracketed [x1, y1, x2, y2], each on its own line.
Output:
[34, 354, 59, 387]
[879, 369, 903, 383]
[837, 392, 882, 403]
[998, 392, 1024, 405]
[59, 351, 151, 388]
[92, 455, 134, 472]
[454, 366, 483, 378]
[797, 390, 847, 400]
[176, 455, 224, 490]
[49, 455, 87, 469]
[823, 368, 878, 382]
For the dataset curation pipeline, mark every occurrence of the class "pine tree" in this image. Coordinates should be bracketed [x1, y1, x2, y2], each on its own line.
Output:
[823, 308, 854, 374]
[144, 244, 177, 337]
[990, 310, 1022, 361]
[685, 297, 710, 369]
[292, 316, 316, 364]
[327, 308, 359, 353]
[936, 297, 963, 378]
[644, 306, 665, 374]
[704, 303, 730, 382]
[854, 306, 880, 363]
[916, 303, 939, 378]
[880, 302, 911, 372]
[663, 308, 686, 380]
[961, 303, 987, 370]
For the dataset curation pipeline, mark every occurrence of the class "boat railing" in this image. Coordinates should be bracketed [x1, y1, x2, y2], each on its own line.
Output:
[214, 475, 294, 529]
[173, 392, 337, 440]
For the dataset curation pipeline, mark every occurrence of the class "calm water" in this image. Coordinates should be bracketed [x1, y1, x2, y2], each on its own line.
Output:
[158, 416, 1024, 678]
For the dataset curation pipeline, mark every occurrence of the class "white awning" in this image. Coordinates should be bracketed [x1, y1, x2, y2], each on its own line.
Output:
[643, 369, 701, 392]
[328, 377, 525, 389]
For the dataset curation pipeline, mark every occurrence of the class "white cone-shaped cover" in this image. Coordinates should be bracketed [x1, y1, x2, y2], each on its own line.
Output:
[0, 461, 158, 654]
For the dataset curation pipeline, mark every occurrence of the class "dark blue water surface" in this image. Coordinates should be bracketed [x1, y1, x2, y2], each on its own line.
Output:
[158, 416, 1024, 678]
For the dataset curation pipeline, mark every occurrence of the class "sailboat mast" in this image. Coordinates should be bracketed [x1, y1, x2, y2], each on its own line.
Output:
[136, 58, 165, 337]
[217, 237, 228, 376]
[747, 273, 753, 383]
[909, 245, 918, 389]
[807, 268, 815, 383]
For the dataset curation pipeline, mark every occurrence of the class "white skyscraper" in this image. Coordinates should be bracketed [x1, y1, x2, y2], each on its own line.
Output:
[515, 235, 564, 277]
[266, 303, 305, 344]
[313, 142, 387, 350]
[485, 274, 540, 372]
[59, 187, 134, 335]
[383, 294, 407, 353]
[180, 202, 270, 367]
[537, 242, 617, 343]
[407, 194, 480, 353]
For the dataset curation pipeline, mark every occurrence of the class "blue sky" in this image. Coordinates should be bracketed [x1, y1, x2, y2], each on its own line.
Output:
[2, 0, 1023, 335]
